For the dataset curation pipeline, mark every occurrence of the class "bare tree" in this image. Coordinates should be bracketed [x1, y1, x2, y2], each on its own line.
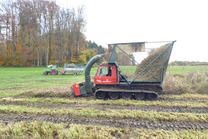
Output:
[0, 0, 17, 64]
[73, 6, 85, 58]
[0, 0, 88, 67]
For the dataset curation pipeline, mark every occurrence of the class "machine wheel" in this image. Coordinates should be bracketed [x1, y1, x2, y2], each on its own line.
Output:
[95, 91, 106, 100]
[146, 93, 157, 100]
[122, 92, 132, 100]
[73, 72, 77, 75]
[109, 92, 120, 100]
[134, 92, 145, 100]
[43, 72, 48, 75]
[51, 70, 58, 75]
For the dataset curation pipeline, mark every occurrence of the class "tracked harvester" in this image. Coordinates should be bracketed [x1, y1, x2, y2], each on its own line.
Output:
[72, 41, 176, 100]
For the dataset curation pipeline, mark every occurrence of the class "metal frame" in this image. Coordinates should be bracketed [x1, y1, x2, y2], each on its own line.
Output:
[108, 40, 176, 85]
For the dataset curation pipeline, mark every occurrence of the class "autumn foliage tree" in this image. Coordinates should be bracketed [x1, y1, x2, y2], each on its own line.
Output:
[0, 0, 101, 67]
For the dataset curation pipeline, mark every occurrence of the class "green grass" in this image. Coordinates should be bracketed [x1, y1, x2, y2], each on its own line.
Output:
[119, 66, 137, 75]
[168, 66, 208, 74]
[0, 67, 98, 97]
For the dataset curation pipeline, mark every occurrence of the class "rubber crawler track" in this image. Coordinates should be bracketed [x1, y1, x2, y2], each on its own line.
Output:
[95, 88, 158, 100]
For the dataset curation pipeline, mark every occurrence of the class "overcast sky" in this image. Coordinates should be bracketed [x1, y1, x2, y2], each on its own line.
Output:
[56, 0, 208, 62]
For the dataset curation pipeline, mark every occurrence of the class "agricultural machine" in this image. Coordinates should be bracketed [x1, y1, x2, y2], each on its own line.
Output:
[43, 65, 58, 75]
[60, 64, 85, 75]
[43, 64, 85, 75]
[72, 41, 176, 100]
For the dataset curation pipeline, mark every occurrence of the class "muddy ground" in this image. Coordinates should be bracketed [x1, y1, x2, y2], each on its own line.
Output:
[0, 95, 208, 131]
[0, 114, 208, 131]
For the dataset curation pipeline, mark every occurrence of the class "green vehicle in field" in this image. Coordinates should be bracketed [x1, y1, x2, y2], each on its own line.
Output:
[43, 65, 58, 75]
[43, 64, 85, 75]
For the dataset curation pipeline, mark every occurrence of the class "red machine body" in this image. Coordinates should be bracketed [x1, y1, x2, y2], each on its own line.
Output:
[71, 41, 176, 100]
[94, 64, 117, 85]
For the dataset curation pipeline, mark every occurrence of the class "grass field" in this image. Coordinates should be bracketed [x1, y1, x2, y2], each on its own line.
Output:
[1, 66, 207, 97]
[168, 65, 208, 73]
[0, 66, 208, 138]
[0, 67, 98, 97]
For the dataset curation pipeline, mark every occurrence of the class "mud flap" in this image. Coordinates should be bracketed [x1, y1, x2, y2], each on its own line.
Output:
[72, 82, 92, 97]
[72, 84, 80, 96]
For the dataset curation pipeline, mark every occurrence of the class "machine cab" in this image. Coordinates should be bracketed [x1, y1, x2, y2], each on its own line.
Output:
[94, 64, 117, 85]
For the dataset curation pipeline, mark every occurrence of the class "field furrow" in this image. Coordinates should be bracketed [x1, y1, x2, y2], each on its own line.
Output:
[0, 105, 207, 123]
[0, 114, 208, 131]
[0, 101, 208, 114]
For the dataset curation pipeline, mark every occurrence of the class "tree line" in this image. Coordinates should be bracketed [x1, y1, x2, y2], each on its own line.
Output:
[169, 61, 208, 66]
[0, 0, 104, 67]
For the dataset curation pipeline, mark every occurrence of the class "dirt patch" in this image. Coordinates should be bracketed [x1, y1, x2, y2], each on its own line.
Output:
[19, 86, 74, 98]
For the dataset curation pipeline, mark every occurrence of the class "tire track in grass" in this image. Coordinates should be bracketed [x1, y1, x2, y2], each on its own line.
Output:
[0, 105, 208, 123]
[1, 97, 208, 108]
